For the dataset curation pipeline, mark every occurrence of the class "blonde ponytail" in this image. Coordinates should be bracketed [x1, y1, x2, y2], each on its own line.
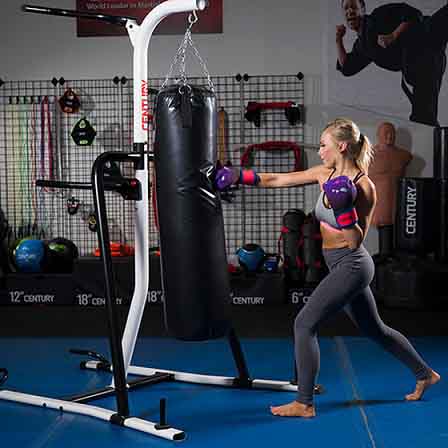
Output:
[323, 117, 374, 173]
[356, 133, 374, 173]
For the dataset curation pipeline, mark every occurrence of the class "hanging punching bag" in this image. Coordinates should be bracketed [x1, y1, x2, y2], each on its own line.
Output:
[154, 85, 231, 341]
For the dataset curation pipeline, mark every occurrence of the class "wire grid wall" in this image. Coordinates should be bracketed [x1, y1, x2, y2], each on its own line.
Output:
[236, 74, 306, 255]
[0, 78, 136, 256]
[0, 74, 316, 258]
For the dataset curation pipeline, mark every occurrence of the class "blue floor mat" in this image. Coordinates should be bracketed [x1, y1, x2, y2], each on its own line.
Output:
[0, 336, 445, 447]
[339, 337, 447, 448]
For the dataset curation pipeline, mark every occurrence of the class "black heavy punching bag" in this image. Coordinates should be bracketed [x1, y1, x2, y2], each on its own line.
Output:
[154, 85, 231, 341]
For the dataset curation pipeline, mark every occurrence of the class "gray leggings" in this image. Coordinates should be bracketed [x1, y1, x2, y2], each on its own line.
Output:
[294, 245, 431, 405]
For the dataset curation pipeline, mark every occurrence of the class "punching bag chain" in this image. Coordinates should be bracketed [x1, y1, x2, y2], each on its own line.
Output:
[161, 11, 214, 92]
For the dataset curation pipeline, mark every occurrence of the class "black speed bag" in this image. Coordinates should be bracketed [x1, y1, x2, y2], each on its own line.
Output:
[71, 118, 96, 146]
[59, 88, 81, 114]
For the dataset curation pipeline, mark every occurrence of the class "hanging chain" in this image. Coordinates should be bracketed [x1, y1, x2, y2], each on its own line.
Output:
[161, 11, 215, 92]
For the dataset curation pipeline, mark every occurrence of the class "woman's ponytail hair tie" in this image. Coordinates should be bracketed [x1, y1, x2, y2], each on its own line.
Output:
[359, 133, 365, 146]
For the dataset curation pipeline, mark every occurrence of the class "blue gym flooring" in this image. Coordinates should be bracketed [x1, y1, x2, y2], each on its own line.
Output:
[0, 336, 445, 447]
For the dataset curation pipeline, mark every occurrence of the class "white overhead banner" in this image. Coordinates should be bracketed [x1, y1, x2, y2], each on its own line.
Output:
[326, 1, 448, 126]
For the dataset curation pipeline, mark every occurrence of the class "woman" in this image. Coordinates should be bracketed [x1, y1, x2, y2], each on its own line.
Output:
[215, 118, 440, 418]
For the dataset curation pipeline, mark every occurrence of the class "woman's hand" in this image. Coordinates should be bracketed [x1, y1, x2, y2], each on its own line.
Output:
[322, 176, 358, 229]
[215, 166, 260, 190]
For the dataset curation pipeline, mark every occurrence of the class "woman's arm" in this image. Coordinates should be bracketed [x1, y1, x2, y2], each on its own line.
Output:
[215, 164, 324, 190]
[341, 177, 377, 249]
[258, 165, 324, 188]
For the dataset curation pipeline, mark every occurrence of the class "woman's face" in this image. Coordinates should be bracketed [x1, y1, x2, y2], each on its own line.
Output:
[319, 131, 343, 168]
[342, 0, 364, 31]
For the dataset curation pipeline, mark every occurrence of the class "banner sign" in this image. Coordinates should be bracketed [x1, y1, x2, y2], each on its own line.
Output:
[76, 0, 223, 36]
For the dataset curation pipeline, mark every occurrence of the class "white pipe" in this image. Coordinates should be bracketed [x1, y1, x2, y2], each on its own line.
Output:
[0, 390, 114, 420]
[126, 365, 298, 391]
[121, 0, 207, 379]
[84, 361, 298, 392]
[0, 390, 184, 441]
[133, 0, 207, 144]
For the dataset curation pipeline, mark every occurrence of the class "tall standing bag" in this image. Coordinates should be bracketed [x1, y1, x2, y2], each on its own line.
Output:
[395, 177, 438, 255]
[154, 85, 231, 341]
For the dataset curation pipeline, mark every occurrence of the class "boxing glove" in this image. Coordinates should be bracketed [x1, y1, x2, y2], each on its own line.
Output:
[322, 175, 358, 229]
[215, 166, 260, 190]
